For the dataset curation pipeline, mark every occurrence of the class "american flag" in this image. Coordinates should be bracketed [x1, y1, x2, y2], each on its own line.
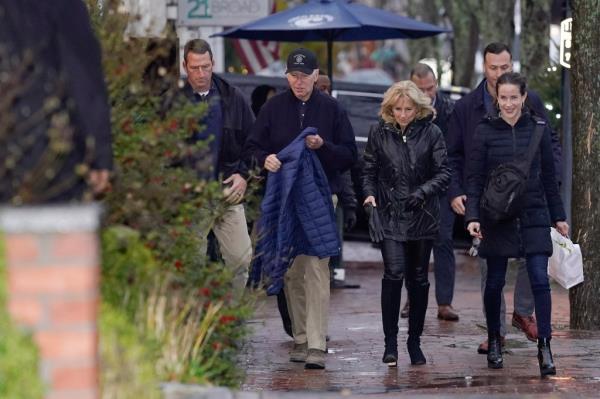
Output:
[232, 3, 280, 74]
[232, 39, 280, 74]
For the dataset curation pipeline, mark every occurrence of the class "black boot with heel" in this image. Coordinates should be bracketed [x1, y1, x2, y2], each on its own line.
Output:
[381, 279, 402, 367]
[407, 282, 429, 365]
[538, 337, 556, 376]
[487, 331, 504, 369]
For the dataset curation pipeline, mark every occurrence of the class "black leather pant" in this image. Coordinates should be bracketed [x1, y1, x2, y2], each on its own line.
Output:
[381, 239, 433, 287]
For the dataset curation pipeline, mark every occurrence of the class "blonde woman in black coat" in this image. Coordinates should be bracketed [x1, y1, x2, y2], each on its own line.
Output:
[465, 72, 569, 376]
[362, 80, 451, 367]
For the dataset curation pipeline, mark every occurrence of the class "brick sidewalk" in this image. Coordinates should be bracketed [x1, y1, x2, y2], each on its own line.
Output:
[241, 248, 600, 397]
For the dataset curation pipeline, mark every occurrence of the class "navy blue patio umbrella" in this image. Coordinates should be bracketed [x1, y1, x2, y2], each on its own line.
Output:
[212, 0, 450, 80]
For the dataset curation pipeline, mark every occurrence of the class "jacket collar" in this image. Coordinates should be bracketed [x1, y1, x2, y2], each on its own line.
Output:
[182, 74, 234, 101]
[287, 87, 320, 105]
[381, 114, 432, 137]
[486, 110, 534, 129]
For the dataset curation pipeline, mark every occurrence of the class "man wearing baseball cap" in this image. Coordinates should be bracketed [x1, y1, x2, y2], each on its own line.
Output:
[245, 47, 357, 369]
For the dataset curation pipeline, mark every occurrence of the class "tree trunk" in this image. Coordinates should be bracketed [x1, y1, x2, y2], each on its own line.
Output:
[477, 1, 516, 49]
[569, 0, 600, 330]
[406, 0, 442, 73]
[442, 0, 479, 87]
[521, 0, 552, 78]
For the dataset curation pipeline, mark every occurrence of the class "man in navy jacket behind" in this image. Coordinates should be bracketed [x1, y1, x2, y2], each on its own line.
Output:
[244, 48, 357, 369]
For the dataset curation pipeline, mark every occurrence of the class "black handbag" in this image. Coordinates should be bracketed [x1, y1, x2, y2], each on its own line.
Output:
[480, 119, 546, 223]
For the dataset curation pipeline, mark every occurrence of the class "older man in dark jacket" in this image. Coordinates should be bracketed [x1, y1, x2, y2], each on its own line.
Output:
[0, 0, 113, 203]
[245, 48, 357, 370]
[446, 42, 562, 354]
[165, 39, 255, 292]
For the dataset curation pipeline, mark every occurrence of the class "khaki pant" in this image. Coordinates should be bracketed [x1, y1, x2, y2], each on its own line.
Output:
[211, 204, 252, 292]
[284, 196, 337, 351]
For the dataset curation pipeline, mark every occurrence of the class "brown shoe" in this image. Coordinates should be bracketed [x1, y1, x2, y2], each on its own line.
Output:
[305, 348, 326, 369]
[400, 300, 409, 319]
[290, 342, 308, 362]
[477, 336, 505, 354]
[437, 305, 459, 321]
[512, 312, 538, 342]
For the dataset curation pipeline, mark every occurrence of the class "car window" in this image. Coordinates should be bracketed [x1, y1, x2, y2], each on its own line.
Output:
[333, 90, 383, 150]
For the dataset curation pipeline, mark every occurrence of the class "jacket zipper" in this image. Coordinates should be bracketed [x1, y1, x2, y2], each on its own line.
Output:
[512, 126, 524, 254]
[511, 126, 517, 160]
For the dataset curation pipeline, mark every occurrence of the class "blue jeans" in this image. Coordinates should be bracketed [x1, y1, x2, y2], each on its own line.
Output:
[485, 254, 552, 338]
[432, 193, 455, 305]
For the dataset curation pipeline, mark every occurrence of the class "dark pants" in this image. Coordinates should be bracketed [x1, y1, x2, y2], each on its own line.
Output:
[432, 192, 455, 305]
[485, 254, 552, 338]
[382, 239, 432, 287]
[381, 239, 432, 344]
[329, 206, 344, 276]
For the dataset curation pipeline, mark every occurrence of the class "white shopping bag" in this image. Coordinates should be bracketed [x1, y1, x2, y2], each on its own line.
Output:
[548, 228, 584, 289]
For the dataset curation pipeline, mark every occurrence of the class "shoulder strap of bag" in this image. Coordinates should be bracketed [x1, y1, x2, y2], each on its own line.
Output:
[521, 118, 546, 171]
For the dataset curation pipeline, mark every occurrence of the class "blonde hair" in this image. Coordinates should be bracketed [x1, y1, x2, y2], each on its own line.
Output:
[379, 80, 434, 125]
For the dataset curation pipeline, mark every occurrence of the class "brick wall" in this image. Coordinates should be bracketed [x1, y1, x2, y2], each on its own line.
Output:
[0, 205, 101, 399]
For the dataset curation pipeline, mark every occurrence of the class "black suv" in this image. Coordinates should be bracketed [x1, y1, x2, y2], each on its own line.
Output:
[221, 73, 470, 247]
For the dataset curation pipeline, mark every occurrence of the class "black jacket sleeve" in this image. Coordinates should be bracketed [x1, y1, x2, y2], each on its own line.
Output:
[464, 125, 488, 224]
[539, 125, 566, 222]
[55, 0, 113, 170]
[527, 90, 562, 185]
[337, 171, 357, 210]
[446, 105, 467, 200]
[316, 106, 357, 173]
[361, 124, 379, 199]
[233, 88, 255, 178]
[416, 125, 451, 199]
[243, 105, 272, 172]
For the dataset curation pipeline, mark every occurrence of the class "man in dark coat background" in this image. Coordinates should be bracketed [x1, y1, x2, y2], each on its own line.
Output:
[446, 42, 562, 354]
[0, 0, 113, 203]
[163, 39, 255, 292]
[407, 63, 459, 322]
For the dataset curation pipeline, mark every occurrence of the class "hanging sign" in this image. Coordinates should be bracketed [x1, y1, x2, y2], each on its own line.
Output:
[559, 18, 572, 69]
[178, 0, 270, 27]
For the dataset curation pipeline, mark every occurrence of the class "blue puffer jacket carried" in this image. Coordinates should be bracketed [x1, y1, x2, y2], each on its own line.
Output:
[251, 127, 340, 295]
[465, 112, 566, 258]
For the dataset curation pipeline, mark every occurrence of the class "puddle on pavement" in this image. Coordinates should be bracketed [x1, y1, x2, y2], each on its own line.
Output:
[378, 374, 583, 393]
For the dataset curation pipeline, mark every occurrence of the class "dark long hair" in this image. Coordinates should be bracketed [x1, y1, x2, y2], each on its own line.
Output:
[496, 72, 527, 95]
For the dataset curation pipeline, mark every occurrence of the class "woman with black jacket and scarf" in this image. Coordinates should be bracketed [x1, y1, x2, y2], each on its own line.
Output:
[362, 80, 451, 367]
[465, 72, 569, 376]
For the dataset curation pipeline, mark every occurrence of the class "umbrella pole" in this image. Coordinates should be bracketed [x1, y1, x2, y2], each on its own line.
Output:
[327, 40, 333, 86]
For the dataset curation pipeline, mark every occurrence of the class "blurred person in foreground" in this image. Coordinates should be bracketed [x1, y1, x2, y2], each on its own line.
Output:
[362, 81, 450, 367]
[0, 0, 112, 203]
[465, 72, 568, 375]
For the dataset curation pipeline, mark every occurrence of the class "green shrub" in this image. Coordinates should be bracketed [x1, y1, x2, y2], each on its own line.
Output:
[88, 2, 257, 391]
[99, 301, 161, 399]
[0, 239, 44, 398]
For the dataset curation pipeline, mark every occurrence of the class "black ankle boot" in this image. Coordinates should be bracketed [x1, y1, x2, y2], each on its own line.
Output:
[487, 332, 503, 369]
[407, 335, 426, 365]
[538, 337, 556, 376]
[383, 336, 398, 366]
[381, 279, 402, 367]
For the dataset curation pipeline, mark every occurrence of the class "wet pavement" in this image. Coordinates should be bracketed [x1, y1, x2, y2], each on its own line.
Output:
[240, 241, 600, 397]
